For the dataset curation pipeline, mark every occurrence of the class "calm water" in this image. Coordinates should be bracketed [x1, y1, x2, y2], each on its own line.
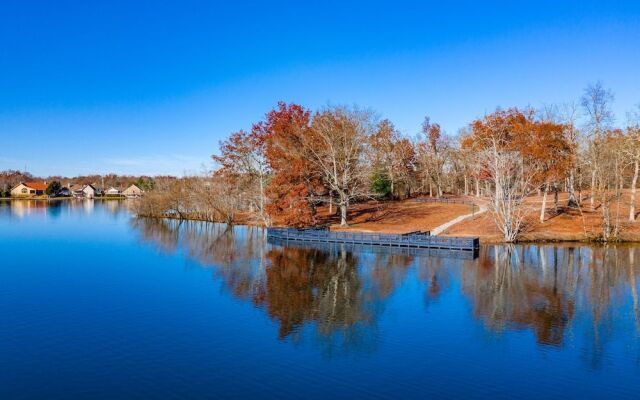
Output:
[1, 200, 640, 399]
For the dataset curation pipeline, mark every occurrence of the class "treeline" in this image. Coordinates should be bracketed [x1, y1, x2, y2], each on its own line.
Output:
[0, 170, 170, 197]
[140, 82, 640, 242]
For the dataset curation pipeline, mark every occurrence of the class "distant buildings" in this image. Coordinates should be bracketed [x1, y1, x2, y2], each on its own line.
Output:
[105, 187, 121, 196]
[122, 184, 144, 197]
[9, 181, 144, 199]
[81, 184, 98, 199]
[10, 181, 48, 196]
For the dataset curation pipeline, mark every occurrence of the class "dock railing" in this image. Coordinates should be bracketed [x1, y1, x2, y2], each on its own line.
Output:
[268, 237, 479, 260]
[267, 227, 478, 251]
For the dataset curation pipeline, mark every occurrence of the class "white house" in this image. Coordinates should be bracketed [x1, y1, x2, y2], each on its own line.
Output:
[82, 184, 97, 199]
[105, 187, 121, 196]
[123, 184, 144, 197]
[68, 183, 85, 198]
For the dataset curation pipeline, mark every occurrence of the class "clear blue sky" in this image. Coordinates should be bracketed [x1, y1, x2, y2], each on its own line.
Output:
[1, 1, 639, 177]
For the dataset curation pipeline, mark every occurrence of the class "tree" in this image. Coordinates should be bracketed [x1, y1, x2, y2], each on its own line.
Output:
[581, 83, 622, 239]
[370, 171, 391, 198]
[581, 82, 615, 209]
[304, 106, 374, 226]
[510, 118, 573, 223]
[559, 103, 581, 207]
[258, 102, 320, 227]
[418, 117, 449, 197]
[369, 119, 416, 199]
[45, 181, 62, 196]
[135, 177, 155, 191]
[213, 129, 270, 225]
[467, 109, 541, 242]
[626, 107, 640, 222]
[0, 170, 33, 194]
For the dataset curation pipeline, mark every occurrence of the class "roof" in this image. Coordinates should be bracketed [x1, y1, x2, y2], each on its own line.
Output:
[23, 181, 48, 191]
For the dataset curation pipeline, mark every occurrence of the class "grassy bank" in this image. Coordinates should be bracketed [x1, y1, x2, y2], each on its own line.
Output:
[132, 193, 640, 244]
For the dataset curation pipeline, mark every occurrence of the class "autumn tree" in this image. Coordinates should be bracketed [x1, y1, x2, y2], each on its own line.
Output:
[212, 129, 270, 225]
[511, 118, 573, 223]
[257, 102, 320, 227]
[418, 117, 449, 197]
[304, 106, 374, 226]
[0, 170, 33, 195]
[558, 103, 581, 207]
[369, 119, 416, 199]
[467, 109, 542, 242]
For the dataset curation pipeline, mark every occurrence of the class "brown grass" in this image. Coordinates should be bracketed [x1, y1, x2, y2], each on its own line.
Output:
[443, 190, 640, 243]
[266, 191, 640, 243]
[318, 198, 473, 234]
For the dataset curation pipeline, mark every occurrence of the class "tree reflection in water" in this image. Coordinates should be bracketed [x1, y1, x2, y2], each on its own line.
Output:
[462, 244, 640, 367]
[462, 245, 575, 346]
[132, 218, 640, 362]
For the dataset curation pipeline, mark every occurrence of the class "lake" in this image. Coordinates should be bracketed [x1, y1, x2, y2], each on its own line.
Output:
[1, 200, 640, 399]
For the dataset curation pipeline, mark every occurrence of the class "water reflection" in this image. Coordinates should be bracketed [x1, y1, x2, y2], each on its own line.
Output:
[132, 217, 640, 362]
[462, 246, 575, 346]
[0, 199, 133, 220]
[132, 219, 383, 353]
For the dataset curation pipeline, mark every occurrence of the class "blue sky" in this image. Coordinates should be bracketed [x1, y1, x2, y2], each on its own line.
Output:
[1, 1, 639, 176]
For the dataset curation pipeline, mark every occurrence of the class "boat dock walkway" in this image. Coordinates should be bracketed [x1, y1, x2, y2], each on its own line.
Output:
[267, 227, 479, 252]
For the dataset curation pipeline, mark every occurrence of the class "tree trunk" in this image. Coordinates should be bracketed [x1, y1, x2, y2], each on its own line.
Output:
[554, 184, 559, 214]
[590, 170, 596, 209]
[464, 175, 469, 195]
[630, 160, 639, 222]
[340, 203, 348, 226]
[390, 178, 395, 200]
[540, 183, 548, 223]
[475, 178, 480, 197]
[567, 170, 578, 207]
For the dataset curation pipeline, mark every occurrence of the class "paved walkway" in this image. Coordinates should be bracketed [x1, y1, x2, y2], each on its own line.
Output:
[430, 204, 488, 236]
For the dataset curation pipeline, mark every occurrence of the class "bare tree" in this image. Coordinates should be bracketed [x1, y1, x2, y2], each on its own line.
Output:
[581, 82, 615, 209]
[469, 109, 539, 242]
[304, 106, 375, 226]
[625, 106, 640, 222]
[212, 129, 270, 226]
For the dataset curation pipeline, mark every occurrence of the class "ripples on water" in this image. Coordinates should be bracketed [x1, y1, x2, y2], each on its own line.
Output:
[1, 200, 640, 399]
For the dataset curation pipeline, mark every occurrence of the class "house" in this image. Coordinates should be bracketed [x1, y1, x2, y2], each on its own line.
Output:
[82, 184, 97, 199]
[68, 183, 85, 198]
[58, 187, 72, 197]
[10, 181, 48, 197]
[123, 184, 144, 197]
[105, 187, 121, 196]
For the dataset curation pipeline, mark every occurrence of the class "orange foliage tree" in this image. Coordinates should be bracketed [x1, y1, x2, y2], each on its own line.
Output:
[255, 102, 322, 227]
[369, 119, 416, 199]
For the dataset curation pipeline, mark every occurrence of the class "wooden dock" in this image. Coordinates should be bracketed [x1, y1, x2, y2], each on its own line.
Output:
[266, 227, 479, 252]
[268, 237, 479, 259]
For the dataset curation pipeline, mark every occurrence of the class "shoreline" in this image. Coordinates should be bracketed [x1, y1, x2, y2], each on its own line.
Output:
[1, 197, 131, 201]
[135, 213, 640, 245]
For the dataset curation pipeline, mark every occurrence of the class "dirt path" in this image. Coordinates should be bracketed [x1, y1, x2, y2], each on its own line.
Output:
[431, 204, 488, 235]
